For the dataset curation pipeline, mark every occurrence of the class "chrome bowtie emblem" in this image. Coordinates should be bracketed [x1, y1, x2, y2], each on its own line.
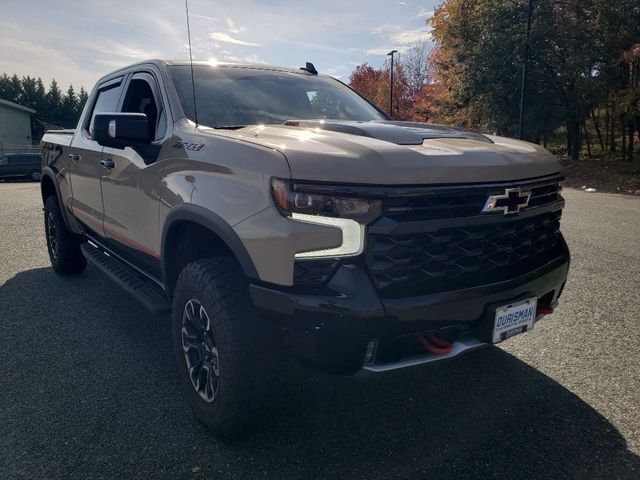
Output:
[482, 188, 531, 215]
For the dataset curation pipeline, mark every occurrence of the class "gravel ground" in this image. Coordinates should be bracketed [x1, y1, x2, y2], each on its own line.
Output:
[0, 182, 639, 479]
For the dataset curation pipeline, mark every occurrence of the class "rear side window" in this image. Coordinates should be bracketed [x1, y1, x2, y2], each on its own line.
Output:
[87, 82, 123, 136]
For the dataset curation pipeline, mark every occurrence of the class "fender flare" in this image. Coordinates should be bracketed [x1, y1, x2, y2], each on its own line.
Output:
[161, 204, 259, 284]
[40, 167, 83, 234]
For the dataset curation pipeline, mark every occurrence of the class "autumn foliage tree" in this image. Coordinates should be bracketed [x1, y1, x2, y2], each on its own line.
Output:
[428, 0, 640, 160]
[349, 0, 640, 161]
[349, 42, 431, 121]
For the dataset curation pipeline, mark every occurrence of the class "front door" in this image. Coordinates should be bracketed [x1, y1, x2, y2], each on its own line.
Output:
[68, 77, 124, 237]
[100, 71, 168, 278]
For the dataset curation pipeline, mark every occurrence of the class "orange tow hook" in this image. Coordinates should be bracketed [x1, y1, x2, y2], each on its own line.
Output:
[417, 335, 453, 355]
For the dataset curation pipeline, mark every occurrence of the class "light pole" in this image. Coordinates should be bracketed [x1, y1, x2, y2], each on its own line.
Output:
[387, 49, 398, 118]
[518, 0, 534, 139]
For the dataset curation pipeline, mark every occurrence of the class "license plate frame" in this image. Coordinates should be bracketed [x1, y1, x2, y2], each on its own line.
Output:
[492, 297, 537, 344]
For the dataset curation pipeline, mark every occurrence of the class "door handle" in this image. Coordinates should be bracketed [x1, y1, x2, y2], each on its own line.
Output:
[100, 158, 115, 169]
[68, 153, 80, 162]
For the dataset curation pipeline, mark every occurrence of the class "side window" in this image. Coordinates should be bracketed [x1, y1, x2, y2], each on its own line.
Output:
[87, 82, 123, 137]
[121, 74, 166, 141]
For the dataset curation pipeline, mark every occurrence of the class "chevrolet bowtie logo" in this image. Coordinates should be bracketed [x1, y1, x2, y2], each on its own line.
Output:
[482, 188, 531, 215]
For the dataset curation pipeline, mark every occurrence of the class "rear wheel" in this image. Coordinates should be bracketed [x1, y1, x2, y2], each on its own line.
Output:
[172, 257, 284, 438]
[44, 195, 86, 274]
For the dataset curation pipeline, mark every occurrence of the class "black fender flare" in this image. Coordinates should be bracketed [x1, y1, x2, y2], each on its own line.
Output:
[40, 167, 83, 234]
[161, 204, 259, 285]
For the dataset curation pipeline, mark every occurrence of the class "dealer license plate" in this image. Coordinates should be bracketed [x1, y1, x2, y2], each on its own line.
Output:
[492, 298, 537, 344]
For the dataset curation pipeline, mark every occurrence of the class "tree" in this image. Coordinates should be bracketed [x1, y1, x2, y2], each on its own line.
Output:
[429, 0, 640, 159]
[45, 79, 63, 123]
[349, 60, 413, 119]
[349, 63, 388, 110]
[60, 85, 78, 127]
[76, 87, 89, 118]
[399, 42, 432, 102]
[20, 76, 39, 111]
[0, 73, 88, 141]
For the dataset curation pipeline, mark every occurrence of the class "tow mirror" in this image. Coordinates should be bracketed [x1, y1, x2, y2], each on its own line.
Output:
[93, 113, 151, 149]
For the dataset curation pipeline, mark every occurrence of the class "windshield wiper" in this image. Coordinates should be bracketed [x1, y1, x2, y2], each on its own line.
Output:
[213, 125, 249, 130]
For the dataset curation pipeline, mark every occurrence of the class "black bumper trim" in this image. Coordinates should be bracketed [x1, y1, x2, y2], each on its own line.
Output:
[250, 251, 569, 374]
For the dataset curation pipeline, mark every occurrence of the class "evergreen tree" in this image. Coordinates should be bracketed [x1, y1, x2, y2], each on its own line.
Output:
[0, 72, 88, 140]
[20, 76, 38, 111]
[45, 79, 63, 123]
[6, 74, 23, 103]
[76, 87, 89, 118]
[34, 78, 47, 115]
[0, 74, 13, 101]
[60, 85, 77, 126]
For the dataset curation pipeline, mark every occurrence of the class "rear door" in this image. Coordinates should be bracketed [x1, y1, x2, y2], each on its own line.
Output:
[100, 70, 169, 277]
[68, 77, 124, 237]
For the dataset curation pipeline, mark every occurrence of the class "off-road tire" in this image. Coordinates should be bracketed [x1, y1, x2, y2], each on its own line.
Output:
[44, 195, 86, 274]
[172, 256, 284, 438]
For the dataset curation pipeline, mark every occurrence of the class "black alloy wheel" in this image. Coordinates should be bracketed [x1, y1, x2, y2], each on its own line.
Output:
[181, 298, 220, 403]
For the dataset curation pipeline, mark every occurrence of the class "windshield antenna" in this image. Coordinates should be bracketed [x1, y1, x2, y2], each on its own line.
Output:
[185, 0, 199, 128]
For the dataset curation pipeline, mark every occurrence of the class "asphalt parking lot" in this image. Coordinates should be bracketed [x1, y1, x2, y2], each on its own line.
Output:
[0, 182, 639, 479]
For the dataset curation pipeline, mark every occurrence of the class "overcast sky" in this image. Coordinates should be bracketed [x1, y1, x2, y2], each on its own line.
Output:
[0, 0, 437, 91]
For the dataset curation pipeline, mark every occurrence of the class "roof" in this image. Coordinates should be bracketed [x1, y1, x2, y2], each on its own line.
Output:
[97, 59, 317, 83]
[164, 60, 310, 75]
[0, 99, 36, 114]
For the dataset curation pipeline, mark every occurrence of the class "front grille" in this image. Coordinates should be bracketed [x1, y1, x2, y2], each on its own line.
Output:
[366, 179, 565, 298]
[383, 180, 562, 222]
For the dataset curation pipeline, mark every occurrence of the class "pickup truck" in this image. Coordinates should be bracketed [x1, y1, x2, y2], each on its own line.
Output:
[40, 60, 570, 437]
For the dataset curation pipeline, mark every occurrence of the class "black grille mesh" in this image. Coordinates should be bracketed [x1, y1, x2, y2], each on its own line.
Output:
[382, 182, 561, 222]
[367, 183, 564, 297]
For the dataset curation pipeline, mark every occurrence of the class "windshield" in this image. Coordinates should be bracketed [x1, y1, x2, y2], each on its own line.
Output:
[169, 65, 386, 128]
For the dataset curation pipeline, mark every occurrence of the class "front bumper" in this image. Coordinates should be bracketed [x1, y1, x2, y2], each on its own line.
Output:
[250, 241, 569, 375]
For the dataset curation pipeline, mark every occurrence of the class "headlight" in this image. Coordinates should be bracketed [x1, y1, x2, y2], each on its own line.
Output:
[271, 178, 381, 259]
[271, 178, 381, 220]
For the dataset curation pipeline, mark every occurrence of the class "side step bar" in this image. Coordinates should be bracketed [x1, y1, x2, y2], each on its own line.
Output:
[361, 337, 488, 373]
[81, 242, 170, 314]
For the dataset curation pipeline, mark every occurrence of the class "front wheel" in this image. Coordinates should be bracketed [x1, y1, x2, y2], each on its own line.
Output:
[44, 195, 86, 274]
[172, 257, 284, 438]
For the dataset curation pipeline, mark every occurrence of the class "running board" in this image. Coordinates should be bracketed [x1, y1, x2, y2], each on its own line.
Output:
[361, 337, 488, 373]
[81, 243, 169, 314]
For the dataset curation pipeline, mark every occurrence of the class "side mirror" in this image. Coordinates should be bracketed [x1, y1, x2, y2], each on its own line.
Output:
[93, 113, 151, 149]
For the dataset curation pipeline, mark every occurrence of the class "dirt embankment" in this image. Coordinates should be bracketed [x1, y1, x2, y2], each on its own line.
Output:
[560, 159, 640, 195]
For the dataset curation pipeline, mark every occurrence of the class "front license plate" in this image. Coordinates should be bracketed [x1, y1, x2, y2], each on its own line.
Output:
[493, 298, 537, 344]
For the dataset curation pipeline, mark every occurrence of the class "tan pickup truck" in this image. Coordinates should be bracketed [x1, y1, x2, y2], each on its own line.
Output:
[40, 60, 570, 437]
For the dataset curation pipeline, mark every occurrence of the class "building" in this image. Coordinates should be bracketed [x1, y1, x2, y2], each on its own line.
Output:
[0, 99, 35, 155]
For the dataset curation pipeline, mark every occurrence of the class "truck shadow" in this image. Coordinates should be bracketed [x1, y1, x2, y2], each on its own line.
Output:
[1, 266, 639, 479]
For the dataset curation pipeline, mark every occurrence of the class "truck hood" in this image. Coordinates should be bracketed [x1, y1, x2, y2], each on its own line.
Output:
[210, 120, 561, 185]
